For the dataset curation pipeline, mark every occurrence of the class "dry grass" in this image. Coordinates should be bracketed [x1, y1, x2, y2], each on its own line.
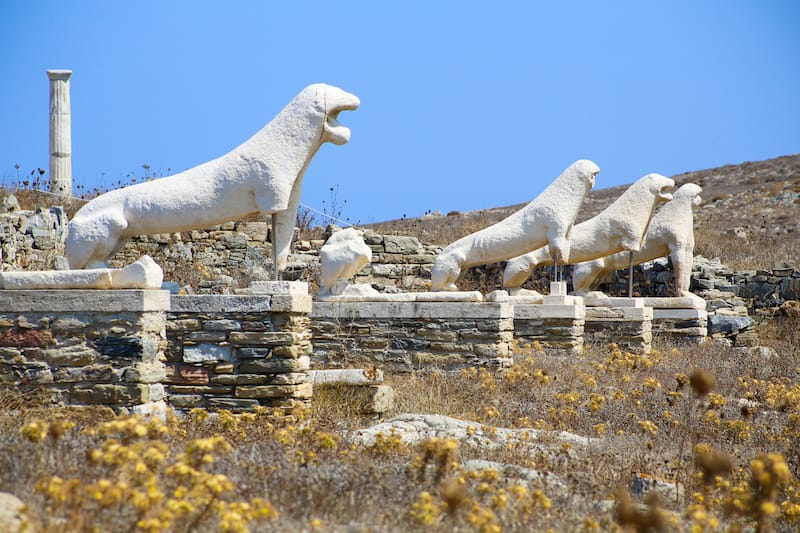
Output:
[2, 319, 799, 531]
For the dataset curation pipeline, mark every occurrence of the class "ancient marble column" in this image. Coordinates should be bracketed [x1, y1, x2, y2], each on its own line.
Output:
[47, 69, 72, 196]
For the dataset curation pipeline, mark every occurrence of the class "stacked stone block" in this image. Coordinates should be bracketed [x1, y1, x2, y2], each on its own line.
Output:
[0, 290, 169, 412]
[0, 204, 66, 272]
[651, 309, 708, 344]
[165, 283, 312, 412]
[513, 304, 585, 353]
[584, 305, 653, 354]
[311, 302, 513, 371]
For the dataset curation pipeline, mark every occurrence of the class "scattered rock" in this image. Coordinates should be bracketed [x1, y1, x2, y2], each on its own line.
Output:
[0, 492, 31, 533]
[707, 315, 754, 335]
[353, 413, 595, 449]
[1, 194, 20, 213]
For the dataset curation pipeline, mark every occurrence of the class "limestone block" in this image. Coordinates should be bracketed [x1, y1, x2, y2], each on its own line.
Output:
[71, 384, 152, 405]
[0, 289, 170, 313]
[312, 301, 512, 320]
[235, 347, 272, 359]
[206, 398, 261, 411]
[270, 294, 312, 313]
[247, 281, 308, 295]
[183, 343, 233, 363]
[414, 328, 457, 342]
[0, 255, 163, 290]
[169, 385, 234, 395]
[383, 235, 423, 254]
[122, 360, 167, 383]
[169, 394, 204, 408]
[307, 368, 384, 385]
[164, 364, 209, 384]
[228, 331, 305, 346]
[640, 295, 707, 310]
[653, 309, 708, 321]
[171, 295, 272, 314]
[585, 306, 652, 321]
[239, 356, 310, 373]
[166, 318, 202, 332]
[53, 364, 115, 383]
[185, 331, 228, 343]
[236, 382, 312, 399]
[514, 304, 586, 320]
[203, 319, 242, 331]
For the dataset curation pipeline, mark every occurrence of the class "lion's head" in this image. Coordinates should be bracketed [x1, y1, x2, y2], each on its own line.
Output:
[300, 83, 360, 146]
[674, 183, 703, 207]
[639, 173, 675, 204]
[570, 159, 600, 190]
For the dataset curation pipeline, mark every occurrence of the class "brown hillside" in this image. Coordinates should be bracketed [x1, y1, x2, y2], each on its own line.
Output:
[367, 154, 800, 270]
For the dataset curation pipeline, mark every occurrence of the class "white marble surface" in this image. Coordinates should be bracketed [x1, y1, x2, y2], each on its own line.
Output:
[318, 228, 372, 298]
[431, 160, 599, 291]
[503, 173, 674, 288]
[48, 69, 72, 196]
[66, 84, 359, 274]
[0, 255, 163, 290]
[571, 183, 702, 296]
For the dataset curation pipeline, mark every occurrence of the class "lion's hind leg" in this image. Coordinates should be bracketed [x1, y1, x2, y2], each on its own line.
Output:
[66, 209, 129, 269]
[431, 251, 465, 291]
[503, 253, 538, 289]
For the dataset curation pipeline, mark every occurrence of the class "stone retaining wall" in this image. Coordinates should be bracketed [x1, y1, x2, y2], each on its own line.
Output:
[0, 290, 169, 413]
[0, 204, 66, 271]
[165, 283, 312, 413]
[311, 301, 514, 371]
[513, 304, 585, 353]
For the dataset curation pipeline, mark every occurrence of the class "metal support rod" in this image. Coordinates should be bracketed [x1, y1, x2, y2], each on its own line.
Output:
[627, 251, 634, 297]
[272, 213, 279, 281]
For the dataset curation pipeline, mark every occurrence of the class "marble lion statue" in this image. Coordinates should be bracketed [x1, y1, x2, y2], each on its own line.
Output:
[66, 83, 359, 275]
[571, 183, 703, 295]
[502, 173, 675, 290]
[318, 227, 373, 298]
[431, 159, 599, 291]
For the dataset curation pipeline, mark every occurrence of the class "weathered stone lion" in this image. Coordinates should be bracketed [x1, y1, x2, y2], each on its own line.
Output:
[431, 160, 599, 291]
[502, 173, 675, 290]
[66, 84, 359, 275]
[571, 183, 703, 295]
[318, 227, 373, 298]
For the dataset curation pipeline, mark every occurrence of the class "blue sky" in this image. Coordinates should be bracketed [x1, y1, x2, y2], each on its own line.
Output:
[1, 1, 798, 225]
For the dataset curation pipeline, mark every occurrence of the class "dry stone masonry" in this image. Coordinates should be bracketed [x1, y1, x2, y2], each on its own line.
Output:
[0, 289, 169, 413]
[165, 282, 312, 413]
[311, 301, 514, 371]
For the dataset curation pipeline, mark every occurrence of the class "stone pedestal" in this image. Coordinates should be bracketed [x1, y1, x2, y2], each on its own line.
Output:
[513, 302, 585, 353]
[584, 304, 653, 354]
[652, 308, 708, 343]
[0, 290, 169, 413]
[311, 301, 514, 371]
[47, 69, 72, 196]
[542, 281, 584, 305]
[166, 281, 312, 413]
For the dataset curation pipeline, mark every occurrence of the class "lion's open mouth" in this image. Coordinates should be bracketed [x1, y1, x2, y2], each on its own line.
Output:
[325, 99, 359, 145]
[659, 185, 674, 202]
